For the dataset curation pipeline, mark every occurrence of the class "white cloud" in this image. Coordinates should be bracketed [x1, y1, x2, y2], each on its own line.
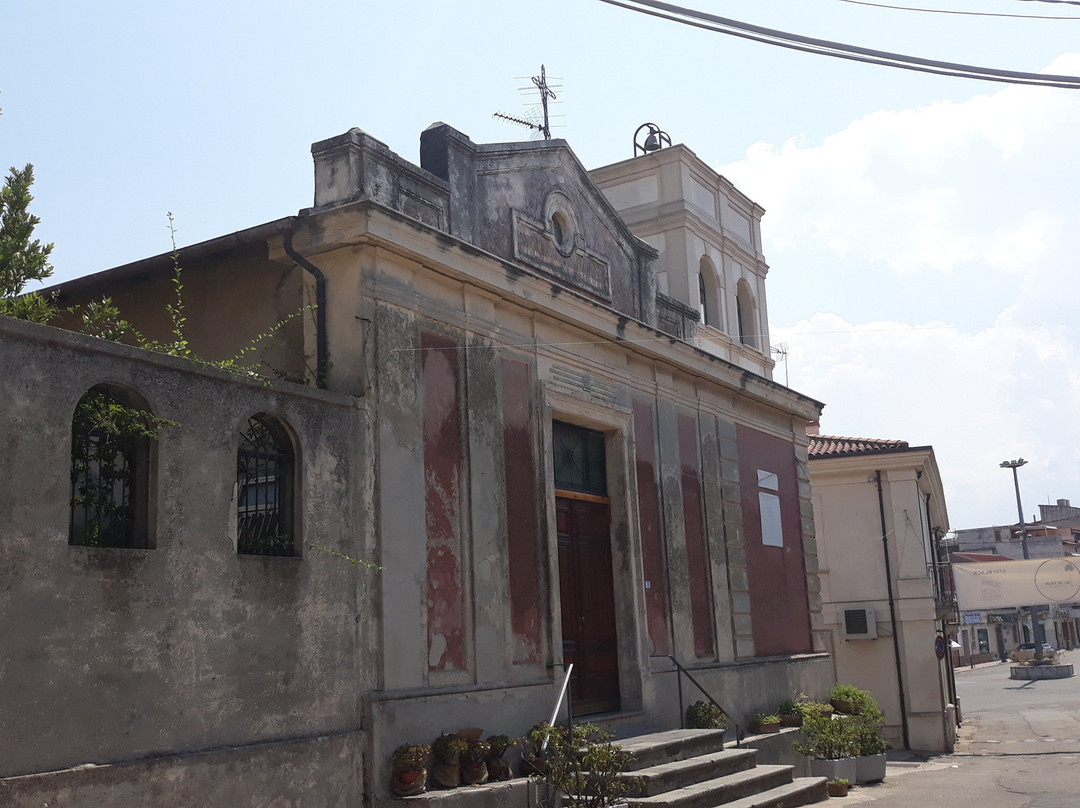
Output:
[725, 56, 1080, 529]
[725, 60, 1080, 278]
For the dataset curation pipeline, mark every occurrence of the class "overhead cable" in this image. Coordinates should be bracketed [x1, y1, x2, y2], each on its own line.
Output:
[840, 0, 1080, 19]
[598, 0, 1080, 88]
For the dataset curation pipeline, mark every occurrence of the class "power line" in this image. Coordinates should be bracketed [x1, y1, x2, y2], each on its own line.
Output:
[839, 0, 1080, 19]
[597, 0, 1080, 88]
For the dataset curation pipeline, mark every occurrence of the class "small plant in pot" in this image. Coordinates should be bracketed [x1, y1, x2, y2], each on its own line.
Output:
[777, 698, 803, 727]
[461, 738, 491, 785]
[389, 743, 431, 797]
[747, 713, 782, 733]
[522, 721, 557, 775]
[686, 700, 728, 730]
[534, 722, 642, 807]
[827, 777, 850, 797]
[431, 733, 469, 789]
[485, 734, 516, 781]
[829, 684, 865, 715]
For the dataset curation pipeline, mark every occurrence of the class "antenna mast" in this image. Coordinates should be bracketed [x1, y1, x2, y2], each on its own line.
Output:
[493, 64, 561, 139]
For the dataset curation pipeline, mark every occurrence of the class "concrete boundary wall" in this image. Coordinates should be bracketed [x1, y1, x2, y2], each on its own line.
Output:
[0, 731, 366, 808]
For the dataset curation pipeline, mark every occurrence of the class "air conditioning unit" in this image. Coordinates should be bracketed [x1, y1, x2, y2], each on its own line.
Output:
[843, 607, 877, 640]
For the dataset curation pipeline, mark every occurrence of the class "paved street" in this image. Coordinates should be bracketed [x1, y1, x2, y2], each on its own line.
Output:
[839, 651, 1080, 807]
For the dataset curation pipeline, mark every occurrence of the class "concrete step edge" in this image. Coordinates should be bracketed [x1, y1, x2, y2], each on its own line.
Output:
[718, 777, 830, 808]
[625, 765, 794, 807]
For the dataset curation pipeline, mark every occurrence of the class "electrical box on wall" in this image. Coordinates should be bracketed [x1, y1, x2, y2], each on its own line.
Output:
[843, 607, 878, 640]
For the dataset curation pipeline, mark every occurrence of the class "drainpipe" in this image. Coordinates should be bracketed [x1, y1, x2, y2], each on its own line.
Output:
[876, 470, 911, 750]
[283, 227, 328, 389]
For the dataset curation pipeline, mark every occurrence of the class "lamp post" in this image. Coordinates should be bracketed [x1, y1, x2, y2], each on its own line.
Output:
[999, 459, 1029, 560]
[1000, 458, 1044, 646]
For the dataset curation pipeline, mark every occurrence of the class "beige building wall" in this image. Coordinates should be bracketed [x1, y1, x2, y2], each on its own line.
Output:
[811, 446, 955, 753]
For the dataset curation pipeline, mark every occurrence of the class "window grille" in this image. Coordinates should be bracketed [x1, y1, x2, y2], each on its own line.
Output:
[237, 414, 296, 556]
[69, 387, 150, 548]
[552, 421, 607, 496]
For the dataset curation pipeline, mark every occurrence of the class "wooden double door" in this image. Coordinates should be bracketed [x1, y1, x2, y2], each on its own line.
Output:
[556, 495, 621, 716]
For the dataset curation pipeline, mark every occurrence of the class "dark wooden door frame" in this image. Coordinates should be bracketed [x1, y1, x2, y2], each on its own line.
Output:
[556, 493, 621, 716]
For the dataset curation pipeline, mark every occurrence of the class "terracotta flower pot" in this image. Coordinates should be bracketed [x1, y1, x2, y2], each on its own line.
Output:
[827, 781, 849, 797]
[487, 756, 514, 781]
[431, 762, 461, 788]
[461, 760, 489, 785]
[390, 768, 428, 796]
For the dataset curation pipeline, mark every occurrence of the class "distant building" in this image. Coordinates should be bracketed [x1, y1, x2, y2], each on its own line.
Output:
[807, 426, 956, 753]
[951, 499, 1080, 654]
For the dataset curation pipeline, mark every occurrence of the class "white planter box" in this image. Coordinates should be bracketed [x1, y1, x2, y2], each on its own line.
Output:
[809, 756, 856, 783]
[855, 753, 887, 784]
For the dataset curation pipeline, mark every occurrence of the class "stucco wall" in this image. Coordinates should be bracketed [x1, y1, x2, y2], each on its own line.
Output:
[0, 317, 374, 793]
[811, 455, 953, 752]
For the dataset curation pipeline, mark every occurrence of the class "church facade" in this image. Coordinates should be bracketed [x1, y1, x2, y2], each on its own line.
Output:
[1, 123, 828, 805]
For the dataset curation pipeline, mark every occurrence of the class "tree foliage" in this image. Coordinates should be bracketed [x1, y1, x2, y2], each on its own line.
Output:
[0, 162, 56, 322]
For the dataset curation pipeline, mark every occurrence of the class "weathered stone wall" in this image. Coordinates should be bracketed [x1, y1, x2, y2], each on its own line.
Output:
[0, 731, 365, 808]
[0, 317, 374, 800]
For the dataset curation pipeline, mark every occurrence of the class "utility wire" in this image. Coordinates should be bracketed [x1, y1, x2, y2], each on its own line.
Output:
[598, 0, 1080, 87]
[839, 0, 1080, 19]
[1018, 0, 1080, 6]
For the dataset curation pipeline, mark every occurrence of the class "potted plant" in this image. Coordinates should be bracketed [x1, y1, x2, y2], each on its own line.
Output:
[792, 710, 857, 783]
[431, 733, 469, 788]
[686, 700, 728, 732]
[850, 698, 890, 784]
[522, 721, 557, 775]
[533, 722, 642, 807]
[747, 713, 782, 733]
[777, 698, 803, 727]
[389, 743, 431, 796]
[461, 738, 491, 785]
[827, 777, 850, 797]
[486, 734, 516, 781]
[829, 684, 865, 715]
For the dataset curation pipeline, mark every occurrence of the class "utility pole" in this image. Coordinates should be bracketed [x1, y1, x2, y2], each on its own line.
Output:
[1000, 458, 1044, 648]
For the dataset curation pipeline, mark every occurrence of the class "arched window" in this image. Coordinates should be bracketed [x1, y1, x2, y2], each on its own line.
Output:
[69, 384, 154, 548]
[698, 273, 709, 327]
[698, 256, 721, 329]
[736, 280, 758, 349]
[237, 413, 297, 556]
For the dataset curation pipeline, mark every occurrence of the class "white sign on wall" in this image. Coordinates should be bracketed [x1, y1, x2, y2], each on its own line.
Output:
[953, 558, 1080, 610]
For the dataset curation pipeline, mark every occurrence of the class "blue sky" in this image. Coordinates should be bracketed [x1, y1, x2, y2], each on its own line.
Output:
[3, 0, 1078, 529]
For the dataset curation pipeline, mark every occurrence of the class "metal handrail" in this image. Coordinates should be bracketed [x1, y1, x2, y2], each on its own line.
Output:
[651, 654, 742, 747]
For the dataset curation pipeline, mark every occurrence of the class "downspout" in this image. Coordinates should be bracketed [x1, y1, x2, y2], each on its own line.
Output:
[876, 470, 911, 750]
[283, 227, 328, 389]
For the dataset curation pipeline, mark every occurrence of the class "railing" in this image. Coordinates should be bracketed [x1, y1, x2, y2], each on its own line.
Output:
[651, 654, 742, 747]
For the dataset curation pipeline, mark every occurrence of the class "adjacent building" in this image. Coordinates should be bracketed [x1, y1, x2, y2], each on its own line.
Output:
[1, 124, 831, 805]
[807, 426, 956, 753]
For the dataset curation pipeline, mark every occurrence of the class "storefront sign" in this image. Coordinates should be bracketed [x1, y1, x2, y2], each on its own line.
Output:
[953, 558, 1080, 609]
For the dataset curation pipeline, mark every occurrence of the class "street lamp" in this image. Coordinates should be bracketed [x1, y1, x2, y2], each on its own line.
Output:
[999, 458, 1029, 559]
[1000, 458, 1043, 646]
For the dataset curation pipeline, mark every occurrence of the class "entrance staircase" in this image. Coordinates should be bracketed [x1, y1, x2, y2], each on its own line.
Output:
[384, 728, 828, 808]
[617, 729, 827, 808]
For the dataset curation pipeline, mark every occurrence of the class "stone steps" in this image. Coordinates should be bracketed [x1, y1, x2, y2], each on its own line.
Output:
[379, 727, 828, 808]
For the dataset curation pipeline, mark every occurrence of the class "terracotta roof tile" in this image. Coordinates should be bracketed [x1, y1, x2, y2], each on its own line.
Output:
[808, 434, 909, 459]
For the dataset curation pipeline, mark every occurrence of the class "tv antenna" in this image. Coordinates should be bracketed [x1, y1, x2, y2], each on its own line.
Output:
[771, 342, 789, 387]
[493, 64, 562, 139]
